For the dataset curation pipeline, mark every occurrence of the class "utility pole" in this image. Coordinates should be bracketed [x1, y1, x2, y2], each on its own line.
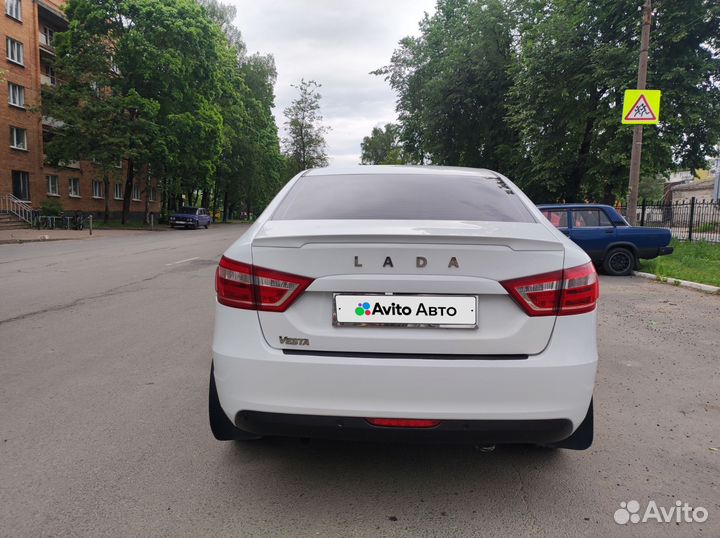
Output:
[626, 0, 653, 225]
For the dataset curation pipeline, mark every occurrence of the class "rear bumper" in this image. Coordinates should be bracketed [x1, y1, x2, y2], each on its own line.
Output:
[212, 305, 598, 435]
[235, 411, 573, 444]
[637, 245, 674, 259]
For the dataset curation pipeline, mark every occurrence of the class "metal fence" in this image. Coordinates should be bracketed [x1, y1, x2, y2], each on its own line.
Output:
[619, 197, 720, 243]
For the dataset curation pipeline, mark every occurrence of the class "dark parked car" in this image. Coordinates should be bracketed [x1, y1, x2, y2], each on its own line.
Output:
[537, 204, 673, 276]
[169, 207, 212, 229]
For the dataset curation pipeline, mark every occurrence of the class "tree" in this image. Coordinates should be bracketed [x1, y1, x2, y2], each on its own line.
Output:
[197, 0, 246, 56]
[373, 0, 517, 169]
[507, 0, 720, 203]
[638, 173, 666, 202]
[199, 0, 285, 220]
[42, 17, 160, 223]
[360, 124, 407, 164]
[378, 0, 720, 204]
[43, 0, 228, 224]
[282, 79, 330, 173]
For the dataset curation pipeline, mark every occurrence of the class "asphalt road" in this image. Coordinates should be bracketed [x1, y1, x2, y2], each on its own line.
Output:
[1, 226, 718, 538]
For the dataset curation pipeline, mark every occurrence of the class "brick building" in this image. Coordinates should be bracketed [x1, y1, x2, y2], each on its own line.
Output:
[2, 0, 159, 218]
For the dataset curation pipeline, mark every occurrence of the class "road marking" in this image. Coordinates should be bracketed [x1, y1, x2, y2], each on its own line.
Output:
[165, 257, 199, 266]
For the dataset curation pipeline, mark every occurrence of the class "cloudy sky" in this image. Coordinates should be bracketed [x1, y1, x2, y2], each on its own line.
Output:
[229, 0, 437, 166]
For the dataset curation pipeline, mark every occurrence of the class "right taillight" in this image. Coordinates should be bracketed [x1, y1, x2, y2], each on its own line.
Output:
[501, 262, 599, 316]
[215, 256, 313, 312]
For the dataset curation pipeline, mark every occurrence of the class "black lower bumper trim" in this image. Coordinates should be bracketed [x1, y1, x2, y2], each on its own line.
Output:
[235, 411, 573, 444]
[281, 349, 528, 360]
[659, 246, 674, 256]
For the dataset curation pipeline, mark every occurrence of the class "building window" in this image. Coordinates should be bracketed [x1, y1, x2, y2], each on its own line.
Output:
[10, 126, 27, 150]
[47, 174, 59, 195]
[12, 170, 30, 200]
[5, 0, 21, 21]
[92, 180, 104, 199]
[8, 82, 25, 108]
[40, 26, 55, 47]
[132, 183, 141, 201]
[114, 183, 123, 200]
[115, 158, 123, 169]
[41, 62, 56, 86]
[149, 187, 157, 202]
[6, 37, 24, 65]
[69, 177, 80, 197]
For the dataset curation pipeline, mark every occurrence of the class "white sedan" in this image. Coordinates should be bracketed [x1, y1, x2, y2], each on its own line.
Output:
[210, 166, 598, 449]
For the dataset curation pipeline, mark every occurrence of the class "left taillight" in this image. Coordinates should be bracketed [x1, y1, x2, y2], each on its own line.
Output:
[500, 262, 599, 316]
[215, 256, 313, 312]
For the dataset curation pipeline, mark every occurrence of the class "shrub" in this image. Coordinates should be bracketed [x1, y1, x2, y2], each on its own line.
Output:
[694, 222, 719, 234]
[40, 198, 63, 216]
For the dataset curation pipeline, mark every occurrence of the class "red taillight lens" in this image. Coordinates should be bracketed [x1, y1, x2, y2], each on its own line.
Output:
[559, 262, 600, 315]
[216, 256, 313, 312]
[500, 262, 599, 316]
[366, 418, 441, 428]
[216, 257, 254, 309]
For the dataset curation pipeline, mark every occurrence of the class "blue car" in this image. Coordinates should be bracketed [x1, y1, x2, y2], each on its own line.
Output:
[169, 206, 212, 229]
[537, 204, 673, 276]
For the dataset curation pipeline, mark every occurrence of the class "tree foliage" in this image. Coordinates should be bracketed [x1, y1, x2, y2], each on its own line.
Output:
[360, 124, 407, 164]
[282, 79, 330, 174]
[374, 0, 517, 169]
[377, 0, 720, 203]
[42, 0, 286, 223]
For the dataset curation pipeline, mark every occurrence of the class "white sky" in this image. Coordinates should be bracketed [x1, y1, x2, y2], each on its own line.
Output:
[229, 0, 437, 166]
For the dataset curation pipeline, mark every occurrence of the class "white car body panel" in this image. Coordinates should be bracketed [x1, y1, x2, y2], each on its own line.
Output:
[213, 305, 596, 428]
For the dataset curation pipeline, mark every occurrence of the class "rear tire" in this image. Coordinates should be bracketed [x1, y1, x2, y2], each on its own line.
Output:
[209, 363, 261, 441]
[602, 247, 634, 276]
[204, 223, 209, 229]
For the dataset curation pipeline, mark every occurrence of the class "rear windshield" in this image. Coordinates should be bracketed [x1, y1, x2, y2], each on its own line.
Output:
[272, 174, 535, 222]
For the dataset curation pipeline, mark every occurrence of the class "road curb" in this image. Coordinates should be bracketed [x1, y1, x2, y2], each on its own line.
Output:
[0, 237, 89, 245]
[633, 271, 720, 294]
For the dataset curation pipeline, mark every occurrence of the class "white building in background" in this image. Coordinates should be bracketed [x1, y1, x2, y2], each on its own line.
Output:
[666, 170, 695, 184]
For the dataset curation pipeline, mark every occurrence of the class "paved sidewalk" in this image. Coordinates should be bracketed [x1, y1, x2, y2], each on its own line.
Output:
[0, 227, 157, 244]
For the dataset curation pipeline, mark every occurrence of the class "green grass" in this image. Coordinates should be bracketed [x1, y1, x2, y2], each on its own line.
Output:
[639, 240, 720, 287]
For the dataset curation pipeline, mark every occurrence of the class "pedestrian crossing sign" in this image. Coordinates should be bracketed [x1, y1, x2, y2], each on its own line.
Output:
[622, 89, 661, 124]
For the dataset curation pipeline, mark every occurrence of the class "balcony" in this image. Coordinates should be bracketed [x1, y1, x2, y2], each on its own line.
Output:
[42, 116, 65, 128]
[43, 154, 80, 170]
[41, 74, 56, 86]
[39, 32, 55, 55]
[37, 1, 67, 29]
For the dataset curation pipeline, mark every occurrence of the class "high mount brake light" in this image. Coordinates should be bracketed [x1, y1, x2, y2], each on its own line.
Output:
[215, 256, 313, 312]
[501, 262, 599, 316]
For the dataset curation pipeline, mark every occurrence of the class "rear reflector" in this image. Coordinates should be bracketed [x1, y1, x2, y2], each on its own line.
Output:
[366, 418, 441, 428]
[216, 256, 313, 312]
[500, 262, 599, 316]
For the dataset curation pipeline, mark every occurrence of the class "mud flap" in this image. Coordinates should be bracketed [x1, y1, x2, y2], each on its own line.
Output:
[209, 362, 261, 441]
[549, 398, 593, 450]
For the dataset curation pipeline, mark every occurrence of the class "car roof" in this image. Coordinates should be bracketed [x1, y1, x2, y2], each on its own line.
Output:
[536, 203, 616, 210]
[302, 165, 499, 178]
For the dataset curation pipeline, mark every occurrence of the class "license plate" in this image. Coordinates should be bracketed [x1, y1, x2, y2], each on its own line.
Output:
[334, 294, 477, 328]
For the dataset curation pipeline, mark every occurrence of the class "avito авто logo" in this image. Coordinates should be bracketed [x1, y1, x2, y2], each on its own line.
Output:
[355, 301, 457, 317]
